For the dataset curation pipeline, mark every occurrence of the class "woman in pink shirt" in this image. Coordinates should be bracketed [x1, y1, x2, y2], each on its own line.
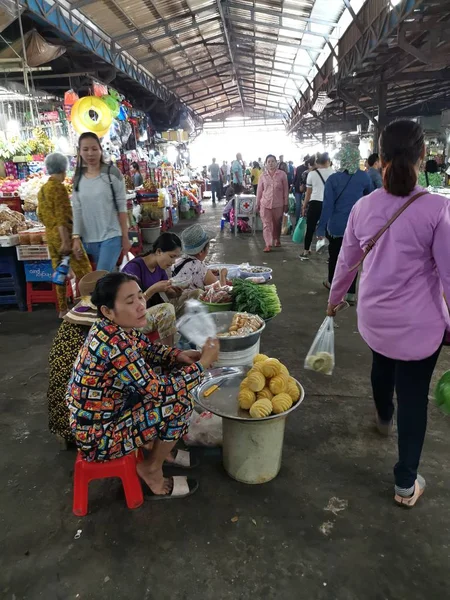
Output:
[256, 154, 289, 252]
[328, 120, 450, 508]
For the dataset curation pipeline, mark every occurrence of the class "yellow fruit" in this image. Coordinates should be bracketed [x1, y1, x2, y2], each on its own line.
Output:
[287, 378, 300, 402]
[257, 387, 274, 401]
[252, 361, 266, 374]
[261, 358, 282, 378]
[269, 374, 287, 395]
[272, 393, 293, 414]
[238, 388, 256, 409]
[239, 377, 249, 390]
[247, 370, 266, 392]
[249, 398, 272, 418]
[253, 353, 269, 364]
[279, 364, 290, 377]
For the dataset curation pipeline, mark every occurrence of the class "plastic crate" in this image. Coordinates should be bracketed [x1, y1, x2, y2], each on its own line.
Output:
[16, 245, 50, 261]
[24, 260, 53, 282]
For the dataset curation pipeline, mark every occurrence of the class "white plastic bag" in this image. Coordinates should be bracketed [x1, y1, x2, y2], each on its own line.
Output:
[120, 252, 134, 270]
[183, 411, 222, 447]
[316, 238, 328, 253]
[304, 316, 335, 375]
[176, 300, 217, 348]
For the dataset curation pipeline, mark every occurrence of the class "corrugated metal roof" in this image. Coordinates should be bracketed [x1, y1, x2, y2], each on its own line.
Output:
[67, 0, 349, 118]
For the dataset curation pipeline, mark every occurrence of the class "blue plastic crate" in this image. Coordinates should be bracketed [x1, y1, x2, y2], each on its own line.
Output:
[24, 260, 53, 282]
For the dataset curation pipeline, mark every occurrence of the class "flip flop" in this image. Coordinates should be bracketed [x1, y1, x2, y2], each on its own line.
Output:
[142, 476, 199, 501]
[163, 448, 199, 469]
[322, 280, 331, 290]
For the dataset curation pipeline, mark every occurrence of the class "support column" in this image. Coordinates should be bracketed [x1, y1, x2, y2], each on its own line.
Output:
[373, 83, 387, 153]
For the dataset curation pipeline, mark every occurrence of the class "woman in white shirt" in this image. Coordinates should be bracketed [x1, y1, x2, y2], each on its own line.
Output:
[301, 152, 333, 257]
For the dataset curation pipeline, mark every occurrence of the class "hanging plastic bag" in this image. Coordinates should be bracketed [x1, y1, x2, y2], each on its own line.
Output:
[304, 316, 335, 375]
[119, 252, 134, 271]
[183, 411, 222, 447]
[288, 194, 296, 215]
[316, 238, 327, 253]
[292, 216, 307, 244]
[281, 213, 292, 236]
[177, 300, 217, 348]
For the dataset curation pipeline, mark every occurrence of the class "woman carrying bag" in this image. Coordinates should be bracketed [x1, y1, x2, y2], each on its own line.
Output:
[327, 120, 450, 508]
[72, 132, 131, 272]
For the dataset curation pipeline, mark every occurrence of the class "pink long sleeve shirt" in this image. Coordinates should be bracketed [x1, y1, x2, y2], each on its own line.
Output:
[329, 186, 450, 361]
[256, 169, 289, 210]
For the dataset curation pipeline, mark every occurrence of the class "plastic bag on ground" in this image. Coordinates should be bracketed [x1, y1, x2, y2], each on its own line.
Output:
[304, 316, 335, 375]
[292, 217, 307, 244]
[183, 411, 222, 446]
[176, 299, 217, 348]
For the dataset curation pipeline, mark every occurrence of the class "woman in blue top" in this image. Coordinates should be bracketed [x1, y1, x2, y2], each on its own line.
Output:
[317, 141, 373, 304]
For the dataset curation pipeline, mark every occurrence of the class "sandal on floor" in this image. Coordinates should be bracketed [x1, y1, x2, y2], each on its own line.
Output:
[164, 449, 199, 469]
[143, 476, 199, 501]
[274, 241, 281, 248]
[322, 280, 331, 290]
[263, 246, 271, 253]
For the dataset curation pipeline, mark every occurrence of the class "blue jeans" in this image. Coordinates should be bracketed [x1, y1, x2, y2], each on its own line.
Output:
[294, 192, 303, 221]
[211, 181, 221, 204]
[84, 236, 122, 271]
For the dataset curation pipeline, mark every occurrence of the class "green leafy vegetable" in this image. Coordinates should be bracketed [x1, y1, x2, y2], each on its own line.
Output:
[435, 370, 450, 415]
[232, 279, 282, 319]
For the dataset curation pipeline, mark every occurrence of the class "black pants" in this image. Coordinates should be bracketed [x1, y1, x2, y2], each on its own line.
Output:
[211, 181, 221, 204]
[304, 200, 322, 251]
[253, 184, 258, 195]
[371, 345, 442, 489]
[328, 235, 357, 294]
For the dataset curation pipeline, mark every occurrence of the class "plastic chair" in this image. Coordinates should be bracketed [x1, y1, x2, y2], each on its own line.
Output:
[72, 451, 144, 516]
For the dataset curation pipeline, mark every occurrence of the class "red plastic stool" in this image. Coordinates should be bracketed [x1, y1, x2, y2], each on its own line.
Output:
[26, 280, 74, 312]
[73, 451, 144, 516]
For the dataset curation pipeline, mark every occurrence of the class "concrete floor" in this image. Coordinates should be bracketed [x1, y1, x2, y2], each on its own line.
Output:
[1, 202, 450, 600]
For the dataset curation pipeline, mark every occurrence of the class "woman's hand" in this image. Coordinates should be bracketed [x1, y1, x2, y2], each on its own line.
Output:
[72, 237, 83, 260]
[166, 285, 182, 298]
[148, 280, 173, 296]
[60, 239, 72, 255]
[177, 350, 202, 365]
[199, 338, 220, 370]
[122, 235, 132, 254]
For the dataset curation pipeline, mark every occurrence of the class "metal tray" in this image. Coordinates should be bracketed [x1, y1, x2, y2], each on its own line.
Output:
[193, 366, 305, 422]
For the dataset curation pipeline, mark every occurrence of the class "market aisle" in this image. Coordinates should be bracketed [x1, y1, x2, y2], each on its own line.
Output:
[1, 202, 450, 600]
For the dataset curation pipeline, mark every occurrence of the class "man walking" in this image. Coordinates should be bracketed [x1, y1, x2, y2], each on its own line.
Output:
[231, 153, 244, 194]
[208, 158, 221, 205]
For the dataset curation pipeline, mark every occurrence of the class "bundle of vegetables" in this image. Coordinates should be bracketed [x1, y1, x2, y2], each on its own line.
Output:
[435, 371, 450, 415]
[232, 278, 281, 319]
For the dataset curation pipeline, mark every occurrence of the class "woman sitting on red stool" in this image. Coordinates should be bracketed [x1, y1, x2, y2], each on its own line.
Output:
[66, 272, 219, 499]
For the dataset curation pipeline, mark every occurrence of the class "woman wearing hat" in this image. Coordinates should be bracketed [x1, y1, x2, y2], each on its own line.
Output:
[171, 224, 218, 293]
[47, 271, 107, 447]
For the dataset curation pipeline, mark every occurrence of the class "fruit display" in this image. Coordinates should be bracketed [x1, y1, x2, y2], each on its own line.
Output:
[238, 355, 301, 418]
[217, 312, 264, 337]
[0, 177, 21, 197]
[19, 174, 48, 210]
[27, 127, 54, 156]
[232, 278, 282, 319]
[124, 174, 134, 191]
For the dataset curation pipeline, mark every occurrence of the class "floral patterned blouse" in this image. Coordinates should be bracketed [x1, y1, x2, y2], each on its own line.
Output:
[66, 318, 203, 461]
[37, 176, 73, 231]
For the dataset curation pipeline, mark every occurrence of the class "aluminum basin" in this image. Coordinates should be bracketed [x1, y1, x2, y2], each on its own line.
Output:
[212, 311, 266, 352]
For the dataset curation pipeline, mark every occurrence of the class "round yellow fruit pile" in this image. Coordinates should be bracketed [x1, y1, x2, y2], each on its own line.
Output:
[238, 354, 301, 418]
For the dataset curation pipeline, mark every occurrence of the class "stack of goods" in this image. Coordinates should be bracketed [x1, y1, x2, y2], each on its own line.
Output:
[238, 355, 301, 418]
[232, 279, 282, 320]
[0, 177, 21, 197]
[0, 205, 30, 236]
[19, 174, 48, 213]
[217, 312, 264, 337]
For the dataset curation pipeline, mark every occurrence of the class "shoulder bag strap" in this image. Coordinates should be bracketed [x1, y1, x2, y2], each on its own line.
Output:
[350, 191, 428, 271]
[107, 164, 119, 213]
[314, 168, 326, 185]
[171, 257, 194, 278]
[334, 173, 354, 205]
